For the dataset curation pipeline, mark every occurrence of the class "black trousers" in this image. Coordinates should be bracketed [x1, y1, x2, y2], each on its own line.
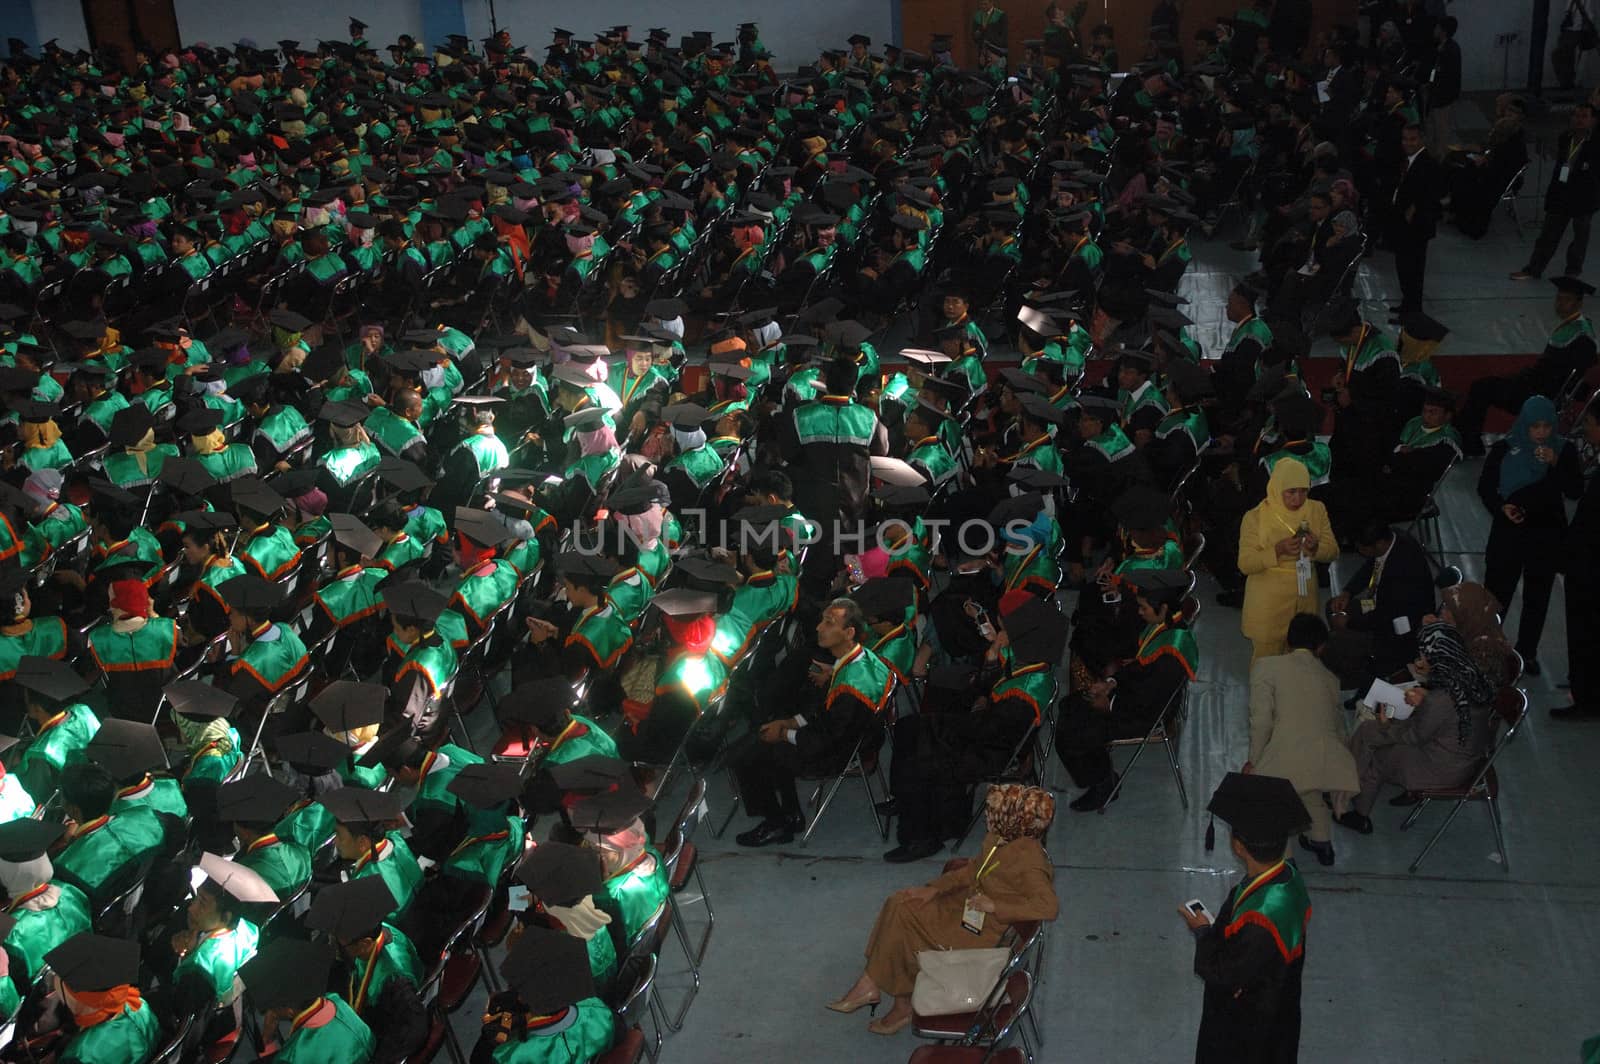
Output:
[887, 716, 971, 845]
[732, 738, 804, 822]
[1524, 209, 1594, 276]
[1055, 693, 1158, 789]
[1484, 521, 1559, 658]
[1456, 375, 1531, 449]
[1566, 568, 1600, 706]
[1393, 235, 1431, 309]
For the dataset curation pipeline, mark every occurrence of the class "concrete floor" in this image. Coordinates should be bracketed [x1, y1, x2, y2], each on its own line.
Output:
[443, 119, 1600, 1063]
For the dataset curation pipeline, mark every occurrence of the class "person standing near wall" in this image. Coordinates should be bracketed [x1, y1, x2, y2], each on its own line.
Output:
[1512, 104, 1599, 282]
[1425, 17, 1461, 155]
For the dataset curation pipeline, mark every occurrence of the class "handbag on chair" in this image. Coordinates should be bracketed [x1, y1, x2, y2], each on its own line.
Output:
[911, 947, 1011, 1015]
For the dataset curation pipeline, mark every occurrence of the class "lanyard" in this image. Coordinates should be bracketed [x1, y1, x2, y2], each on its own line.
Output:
[1234, 860, 1287, 907]
[1343, 324, 1368, 381]
[350, 932, 386, 1011]
[974, 843, 1001, 885]
[1570, 137, 1587, 164]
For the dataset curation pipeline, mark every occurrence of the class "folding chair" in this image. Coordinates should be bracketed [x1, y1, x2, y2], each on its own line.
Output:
[1099, 682, 1190, 812]
[654, 831, 701, 1030]
[238, 673, 312, 780]
[660, 776, 714, 968]
[799, 711, 893, 847]
[905, 969, 1035, 1064]
[913, 922, 1044, 1048]
[1181, 530, 1207, 571]
[149, 1013, 198, 1064]
[1401, 687, 1528, 874]
[1496, 163, 1529, 238]
[610, 954, 663, 1064]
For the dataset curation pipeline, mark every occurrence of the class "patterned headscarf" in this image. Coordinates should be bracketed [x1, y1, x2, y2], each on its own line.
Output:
[984, 784, 1055, 843]
[1418, 621, 1496, 745]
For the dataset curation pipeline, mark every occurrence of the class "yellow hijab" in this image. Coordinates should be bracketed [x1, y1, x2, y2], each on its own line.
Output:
[1257, 457, 1312, 549]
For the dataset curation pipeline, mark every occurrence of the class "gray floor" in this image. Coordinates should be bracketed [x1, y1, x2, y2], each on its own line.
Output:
[444, 118, 1600, 1062]
[450, 459, 1600, 1064]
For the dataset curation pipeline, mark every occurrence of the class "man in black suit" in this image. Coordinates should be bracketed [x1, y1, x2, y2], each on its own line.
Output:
[1321, 523, 1437, 690]
[1424, 17, 1462, 155]
[1387, 124, 1441, 321]
[1512, 103, 1599, 281]
[1319, 43, 1362, 129]
[1553, 405, 1600, 719]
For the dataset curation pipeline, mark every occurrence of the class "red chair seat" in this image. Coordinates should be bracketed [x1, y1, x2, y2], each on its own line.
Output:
[913, 999, 1016, 1040]
[492, 725, 536, 760]
[908, 1046, 1026, 1063]
[438, 951, 482, 1012]
[670, 843, 696, 891]
[475, 892, 512, 948]
[592, 1027, 646, 1064]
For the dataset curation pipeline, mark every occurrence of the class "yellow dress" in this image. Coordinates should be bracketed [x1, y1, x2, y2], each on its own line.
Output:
[1238, 461, 1339, 661]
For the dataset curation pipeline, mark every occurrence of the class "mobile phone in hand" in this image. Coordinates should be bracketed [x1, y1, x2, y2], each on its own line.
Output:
[1185, 898, 1213, 923]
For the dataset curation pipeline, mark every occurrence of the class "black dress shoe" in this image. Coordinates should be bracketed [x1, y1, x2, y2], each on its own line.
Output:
[883, 838, 944, 863]
[1069, 774, 1120, 812]
[1521, 657, 1541, 677]
[875, 798, 899, 818]
[736, 818, 796, 848]
[1388, 791, 1423, 807]
[1298, 834, 1335, 866]
[1335, 810, 1374, 835]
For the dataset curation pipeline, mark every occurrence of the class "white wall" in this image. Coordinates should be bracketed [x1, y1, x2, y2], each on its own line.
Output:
[1452, 0, 1561, 93]
[170, 0, 424, 52]
[459, 0, 895, 74]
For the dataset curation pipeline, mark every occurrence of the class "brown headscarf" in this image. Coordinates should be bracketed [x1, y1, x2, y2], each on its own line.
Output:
[984, 784, 1055, 843]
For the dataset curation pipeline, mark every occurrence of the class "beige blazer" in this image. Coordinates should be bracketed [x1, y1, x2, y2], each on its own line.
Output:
[1248, 648, 1361, 793]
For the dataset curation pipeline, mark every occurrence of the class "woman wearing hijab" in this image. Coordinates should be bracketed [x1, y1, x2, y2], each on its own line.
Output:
[13, 401, 73, 474]
[1339, 621, 1497, 833]
[828, 784, 1058, 1036]
[1476, 395, 1583, 674]
[1238, 457, 1339, 662]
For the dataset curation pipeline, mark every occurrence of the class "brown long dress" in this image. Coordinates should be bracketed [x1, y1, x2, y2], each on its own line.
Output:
[863, 833, 1058, 996]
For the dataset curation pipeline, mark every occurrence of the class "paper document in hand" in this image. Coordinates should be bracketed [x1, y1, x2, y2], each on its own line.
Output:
[1364, 679, 1419, 719]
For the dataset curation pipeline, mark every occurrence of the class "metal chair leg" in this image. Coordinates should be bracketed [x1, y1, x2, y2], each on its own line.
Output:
[952, 783, 989, 850]
[801, 757, 856, 846]
[1163, 733, 1189, 809]
[687, 863, 716, 967]
[1098, 736, 1155, 812]
[1399, 796, 1431, 831]
[1408, 796, 1472, 873]
[711, 766, 742, 839]
[665, 912, 703, 1030]
[857, 755, 887, 840]
[1486, 796, 1509, 873]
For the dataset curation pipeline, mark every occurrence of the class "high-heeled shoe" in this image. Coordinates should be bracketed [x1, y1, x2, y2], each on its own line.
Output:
[867, 1012, 913, 1035]
[825, 994, 879, 1016]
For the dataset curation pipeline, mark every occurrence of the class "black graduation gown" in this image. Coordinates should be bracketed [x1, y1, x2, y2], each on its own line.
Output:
[1193, 868, 1306, 1064]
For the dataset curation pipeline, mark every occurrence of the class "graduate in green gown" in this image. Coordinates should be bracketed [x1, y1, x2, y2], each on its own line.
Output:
[0, 820, 92, 989]
[476, 926, 615, 1064]
[11, 656, 101, 804]
[571, 790, 669, 951]
[163, 853, 274, 1028]
[215, 774, 313, 903]
[322, 787, 421, 922]
[242, 938, 375, 1064]
[51, 762, 168, 911]
[513, 841, 620, 997]
[42, 932, 161, 1064]
[305, 877, 428, 1064]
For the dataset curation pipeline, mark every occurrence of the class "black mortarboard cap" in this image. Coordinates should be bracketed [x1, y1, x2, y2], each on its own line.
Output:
[556, 551, 620, 580]
[218, 574, 284, 614]
[318, 400, 370, 428]
[164, 679, 238, 719]
[1206, 771, 1312, 846]
[275, 730, 354, 774]
[498, 926, 595, 1013]
[515, 841, 605, 906]
[1400, 311, 1449, 342]
[374, 457, 433, 493]
[1004, 597, 1068, 665]
[543, 755, 629, 794]
[988, 493, 1045, 528]
[215, 774, 300, 825]
[108, 404, 156, 447]
[305, 876, 397, 940]
[1111, 486, 1172, 530]
[47, 933, 141, 992]
[381, 580, 449, 625]
[1552, 275, 1596, 297]
[14, 656, 89, 701]
[567, 787, 652, 834]
[1017, 391, 1067, 426]
[1122, 568, 1191, 603]
[328, 513, 384, 559]
[446, 762, 525, 809]
[228, 476, 285, 518]
[84, 719, 169, 779]
[318, 785, 405, 824]
[311, 680, 388, 733]
[1007, 466, 1069, 490]
[852, 577, 915, 623]
[241, 939, 336, 1009]
[0, 818, 66, 862]
[455, 506, 515, 548]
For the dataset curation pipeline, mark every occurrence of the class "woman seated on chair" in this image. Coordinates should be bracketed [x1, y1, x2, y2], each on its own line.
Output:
[1432, 580, 1514, 688]
[1339, 620, 1497, 834]
[1055, 568, 1197, 813]
[828, 784, 1058, 1036]
[884, 594, 1064, 864]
